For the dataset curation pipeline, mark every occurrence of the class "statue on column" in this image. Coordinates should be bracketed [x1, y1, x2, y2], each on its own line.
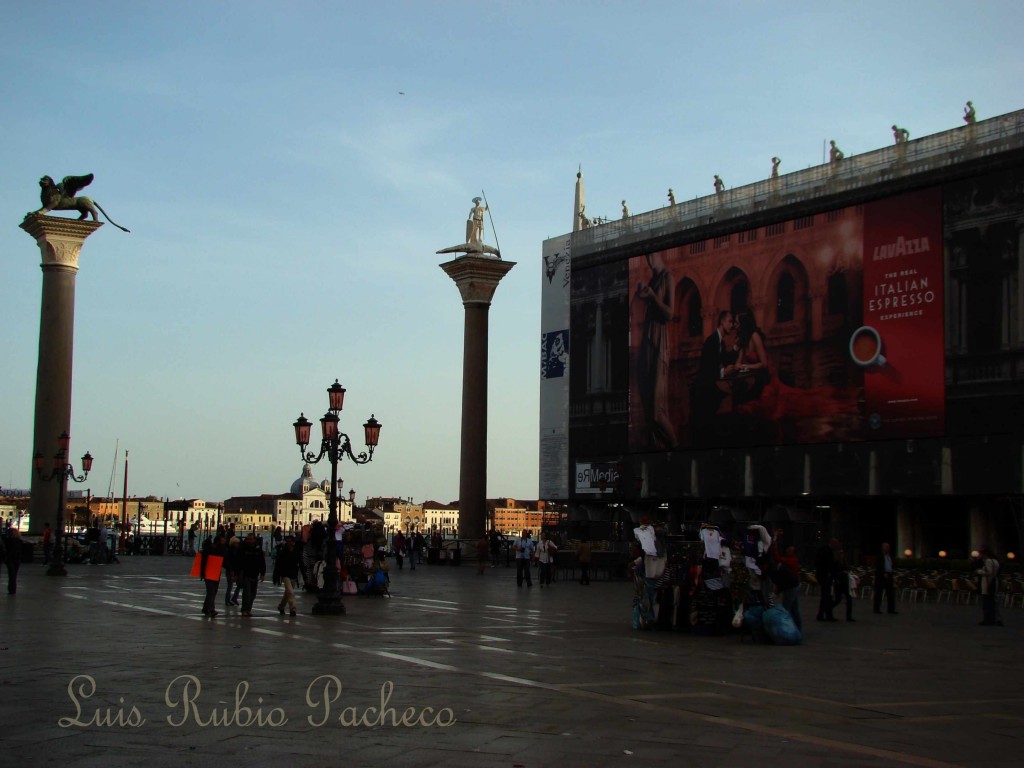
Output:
[466, 197, 487, 244]
[27, 173, 130, 232]
[438, 195, 501, 258]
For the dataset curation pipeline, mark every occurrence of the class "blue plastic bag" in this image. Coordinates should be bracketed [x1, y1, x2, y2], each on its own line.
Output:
[742, 605, 765, 633]
[762, 606, 802, 645]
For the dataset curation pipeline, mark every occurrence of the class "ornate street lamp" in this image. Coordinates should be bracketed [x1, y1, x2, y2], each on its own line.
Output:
[34, 431, 92, 577]
[293, 379, 381, 616]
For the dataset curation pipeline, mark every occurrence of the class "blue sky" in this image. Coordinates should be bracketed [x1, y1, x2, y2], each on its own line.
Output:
[1, 1, 1021, 505]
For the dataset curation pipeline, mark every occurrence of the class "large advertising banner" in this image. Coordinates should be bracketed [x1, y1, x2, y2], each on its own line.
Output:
[539, 236, 572, 498]
[861, 188, 945, 438]
[626, 186, 945, 451]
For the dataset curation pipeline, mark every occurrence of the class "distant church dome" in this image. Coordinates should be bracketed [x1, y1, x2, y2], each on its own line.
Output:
[290, 464, 321, 495]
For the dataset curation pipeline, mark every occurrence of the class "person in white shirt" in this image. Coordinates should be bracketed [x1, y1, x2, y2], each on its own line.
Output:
[536, 531, 557, 587]
[514, 530, 535, 588]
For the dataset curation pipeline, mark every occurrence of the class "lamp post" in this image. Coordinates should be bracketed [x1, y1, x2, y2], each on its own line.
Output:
[293, 379, 381, 616]
[34, 431, 92, 577]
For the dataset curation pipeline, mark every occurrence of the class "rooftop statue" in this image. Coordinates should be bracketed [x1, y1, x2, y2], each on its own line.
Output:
[27, 173, 130, 232]
[892, 125, 910, 144]
[437, 194, 501, 259]
[771, 157, 781, 178]
[963, 101, 976, 125]
[713, 175, 725, 194]
[667, 188, 676, 206]
[829, 140, 844, 163]
[621, 200, 630, 219]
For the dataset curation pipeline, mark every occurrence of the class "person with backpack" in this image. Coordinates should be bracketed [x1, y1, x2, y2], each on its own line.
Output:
[771, 529, 802, 630]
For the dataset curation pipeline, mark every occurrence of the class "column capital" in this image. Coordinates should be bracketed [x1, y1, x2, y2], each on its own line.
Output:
[20, 214, 103, 271]
[439, 255, 516, 305]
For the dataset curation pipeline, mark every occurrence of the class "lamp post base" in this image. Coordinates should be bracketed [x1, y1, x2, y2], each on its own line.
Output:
[312, 595, 347, 616]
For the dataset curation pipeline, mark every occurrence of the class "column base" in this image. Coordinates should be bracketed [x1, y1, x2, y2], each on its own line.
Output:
[312, 595, 347, 616]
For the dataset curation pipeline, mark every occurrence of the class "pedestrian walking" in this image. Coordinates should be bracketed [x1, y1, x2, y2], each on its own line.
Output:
[770, 529, 802, 630]
[489, 529, 501, 567]
[42, 523, 53, 565]
[514, 530, 535, 588]
[976, 546, 1002, 626]
[536, 531, 556, 587]
[410, 532, 424, 570]
[199, 534, 225, 617]
[4, 529, 21, 594]
[815, 538, 838, 621]
[873, 542, 898, 615]
[576, 537, 592, 585]
[274, 536, 299, 616]
[224, 536, 242, 606]
[393, 531, 407, 570]
[239, 532, 266, 616]
[834, 547, 855, 622]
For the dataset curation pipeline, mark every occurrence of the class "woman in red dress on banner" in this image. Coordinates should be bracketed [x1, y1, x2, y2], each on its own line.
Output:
[733, 313, 858, 439]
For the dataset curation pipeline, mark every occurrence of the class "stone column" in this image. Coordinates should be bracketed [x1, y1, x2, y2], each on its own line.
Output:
[20, 215, 103, 535]
[439, 256, 515, 541]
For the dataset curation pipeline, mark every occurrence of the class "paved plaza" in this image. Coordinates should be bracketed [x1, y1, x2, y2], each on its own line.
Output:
[2, 555, 1021, 767]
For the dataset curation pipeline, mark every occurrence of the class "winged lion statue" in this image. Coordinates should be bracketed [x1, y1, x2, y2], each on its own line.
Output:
[28, 174, 130, 232]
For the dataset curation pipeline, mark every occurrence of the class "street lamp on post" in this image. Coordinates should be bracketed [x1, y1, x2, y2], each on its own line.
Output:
[293, 379, 381, 616]
[34, 432, 92, 577]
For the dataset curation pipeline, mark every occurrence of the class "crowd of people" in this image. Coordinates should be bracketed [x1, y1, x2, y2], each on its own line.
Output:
[622, 521, 1010, 639]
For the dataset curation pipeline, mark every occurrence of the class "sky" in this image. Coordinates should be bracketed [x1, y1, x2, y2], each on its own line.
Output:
[1, 1, 1022, 506]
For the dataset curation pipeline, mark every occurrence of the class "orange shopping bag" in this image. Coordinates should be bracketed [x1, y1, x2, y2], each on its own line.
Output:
[190, 554, 224, 580]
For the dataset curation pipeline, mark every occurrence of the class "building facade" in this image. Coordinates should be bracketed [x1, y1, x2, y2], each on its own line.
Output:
[541, 109, 1024, 562]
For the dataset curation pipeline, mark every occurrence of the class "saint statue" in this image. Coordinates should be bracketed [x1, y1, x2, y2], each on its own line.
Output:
[466, 197, 487, 244]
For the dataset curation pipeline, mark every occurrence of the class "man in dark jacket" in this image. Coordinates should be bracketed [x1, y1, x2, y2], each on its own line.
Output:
[273, 536, 300, 616]
[239, 533, 266, 616]
[815, 538, 839, 621]
[873, 542, 898, 615]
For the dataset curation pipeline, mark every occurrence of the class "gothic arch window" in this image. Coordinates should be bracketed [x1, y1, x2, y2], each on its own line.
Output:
[674, 278, 703, 338]
[827, 271, 848, 317]
[724, 267, 750, 317]
[777, 272, 796, 323]
[769, 254, 810, 330]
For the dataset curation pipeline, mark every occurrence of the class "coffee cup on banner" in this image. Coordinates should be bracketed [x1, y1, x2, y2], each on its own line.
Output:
[849, 326, 886, 367]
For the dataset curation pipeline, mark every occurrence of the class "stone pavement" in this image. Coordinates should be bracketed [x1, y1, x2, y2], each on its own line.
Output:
[1, 556, 1021, 768]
